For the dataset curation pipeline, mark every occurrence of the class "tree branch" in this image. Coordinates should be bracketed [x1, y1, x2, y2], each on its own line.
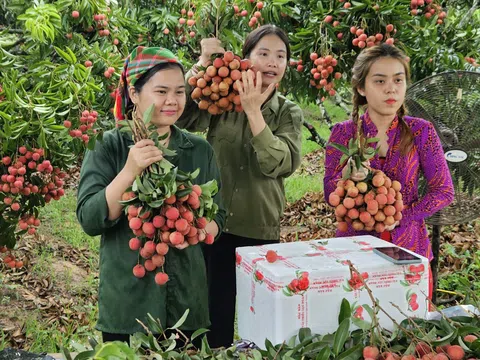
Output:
[458, 0, 479, 28]
[303, 120, 327, 147]
[0, 28, 24, 34]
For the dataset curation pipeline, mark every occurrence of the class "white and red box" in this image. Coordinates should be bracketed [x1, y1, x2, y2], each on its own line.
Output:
[236, 235, 429, 347]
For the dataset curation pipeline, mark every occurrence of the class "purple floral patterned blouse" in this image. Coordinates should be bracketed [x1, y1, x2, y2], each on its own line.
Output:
[324, 111, 454, 260]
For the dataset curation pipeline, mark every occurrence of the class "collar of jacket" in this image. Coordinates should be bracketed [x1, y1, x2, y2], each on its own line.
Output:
[361, 109, 399, 138]
[260, 89, 280, 117]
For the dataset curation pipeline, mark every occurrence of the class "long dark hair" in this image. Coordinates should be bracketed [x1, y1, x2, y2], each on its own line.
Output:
[242, 24, 291, 61]
[351, 44, 413, 155]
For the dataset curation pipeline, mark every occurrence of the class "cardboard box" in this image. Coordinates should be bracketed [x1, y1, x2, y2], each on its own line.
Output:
[236, 235, 429, 347]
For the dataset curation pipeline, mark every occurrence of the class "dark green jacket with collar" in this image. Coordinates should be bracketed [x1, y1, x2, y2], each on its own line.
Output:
[177, 80, 303, 240]
[76, 125, 226, 334]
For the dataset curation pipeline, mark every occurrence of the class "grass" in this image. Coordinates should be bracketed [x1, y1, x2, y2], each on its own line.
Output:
[0, 190, 103, 353]
[29, 246, 56, 278]
[22, 306, 99, 354]
[39, 192, 99, 254]
[285, 174, 323, 203]
[284, 100, 348, 203]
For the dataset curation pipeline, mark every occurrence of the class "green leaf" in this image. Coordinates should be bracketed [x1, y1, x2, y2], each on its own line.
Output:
[191, 328, 209, 341]
[200, 180, 218, 195]
[339, 154, 350, 166]
[432, 330, 457, 346]
[366, 137, 380, 144]
[252, 349, 263, 360]
[54, 46, 73, 64]
[299, 328, 312, 343]
[403, 341, 416, 355]
[265, 338, 277, 357]
[175, 171, 190, 181]
[92, 343, 127, 359]
[439, 318, 456, 333]
[343, 165, 352, 180]
[158, 132, 169, 141]
[457, 335, 470, 351]
[450, 316, 474, 324]
[147, 199, 165, 208]
[457, 326, 480, 335]
[61, 94, 73, 104]
[135, 176, 148, 194]
[65, 46, 77, 64]
[332, 318, 350, 356]
[351, 317, 372, 331]
[87, 337, 98, 350]
[143, 104, 155, 125]
[72, 350, 96, 360]
[302, 340, 331, 357]
[60, 347, 73, 360]
[168, 309, 189, 330]
[338, 298, 351, 325]
[315, 347, 331, 360]
[336, 343, 363, 360]
[159, 146, 177, 157]
[348, 138, 354, 150]
[189, 168, 200, 179]
[362, 304, 376, 321]
[176, 188, 193, 198]
[355, 156, 362, 172]
[389, 344, 406, 352]
[142, 177, 154, 194]
[328, 142, 349, 155]
[145, 313, 164, 334]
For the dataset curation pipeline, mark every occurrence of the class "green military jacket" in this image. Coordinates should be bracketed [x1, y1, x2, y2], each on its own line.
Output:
[177, 77, 303, 240]
[76, 125, 226, 334]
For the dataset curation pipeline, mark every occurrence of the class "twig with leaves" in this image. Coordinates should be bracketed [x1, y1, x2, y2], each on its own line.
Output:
[328, 124, 379, 180]
[347, 261, 426, 353]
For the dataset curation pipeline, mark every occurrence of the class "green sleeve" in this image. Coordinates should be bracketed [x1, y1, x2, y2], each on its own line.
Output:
[207, 147, 226, 240]
[76, 132, 123, 236]
[250, 102, 303, 179]
[176, 69, 212, 133]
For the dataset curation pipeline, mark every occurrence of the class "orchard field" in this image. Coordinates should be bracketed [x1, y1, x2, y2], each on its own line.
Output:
[1, 0, 480, 358]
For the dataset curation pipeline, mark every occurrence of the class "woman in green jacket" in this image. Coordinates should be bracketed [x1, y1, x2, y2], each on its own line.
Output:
[176, 25, 304, 348]
[76, 46, 226, 344]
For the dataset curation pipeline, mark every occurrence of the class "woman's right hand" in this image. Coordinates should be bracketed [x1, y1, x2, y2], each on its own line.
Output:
[199, 38, 225, 66]
[124, 139, 163, 177]
[342, 158, 370, 182]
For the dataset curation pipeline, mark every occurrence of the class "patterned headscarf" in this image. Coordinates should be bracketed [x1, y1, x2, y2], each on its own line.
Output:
[114, 46, 184, 120]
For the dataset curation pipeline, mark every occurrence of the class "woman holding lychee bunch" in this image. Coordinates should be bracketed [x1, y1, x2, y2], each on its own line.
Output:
[324, 44, 454, 261]
[76, 46, 226, 345]
[176, 25, 303, 348]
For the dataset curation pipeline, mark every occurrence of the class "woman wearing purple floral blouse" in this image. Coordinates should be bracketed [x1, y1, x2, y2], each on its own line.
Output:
[324, 44, 454, 261]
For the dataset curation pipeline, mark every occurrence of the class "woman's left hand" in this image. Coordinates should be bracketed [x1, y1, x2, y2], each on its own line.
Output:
[236, 70, 276, 116]
[384, 221, 400, 231]
[173, 242, 190, 250]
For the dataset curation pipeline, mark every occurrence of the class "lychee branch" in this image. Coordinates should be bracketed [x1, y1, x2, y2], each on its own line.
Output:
[347, 261, 423, 352]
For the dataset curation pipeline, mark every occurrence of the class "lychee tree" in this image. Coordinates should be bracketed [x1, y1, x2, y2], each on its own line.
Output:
[0, 0, 130, 253]
[0, 0, 221, 253]
[283, 0, 480, 106]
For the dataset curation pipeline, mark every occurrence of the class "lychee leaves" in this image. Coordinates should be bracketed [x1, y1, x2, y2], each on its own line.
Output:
[328, 135, 380, 177]
[118, 104, 219, 220]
